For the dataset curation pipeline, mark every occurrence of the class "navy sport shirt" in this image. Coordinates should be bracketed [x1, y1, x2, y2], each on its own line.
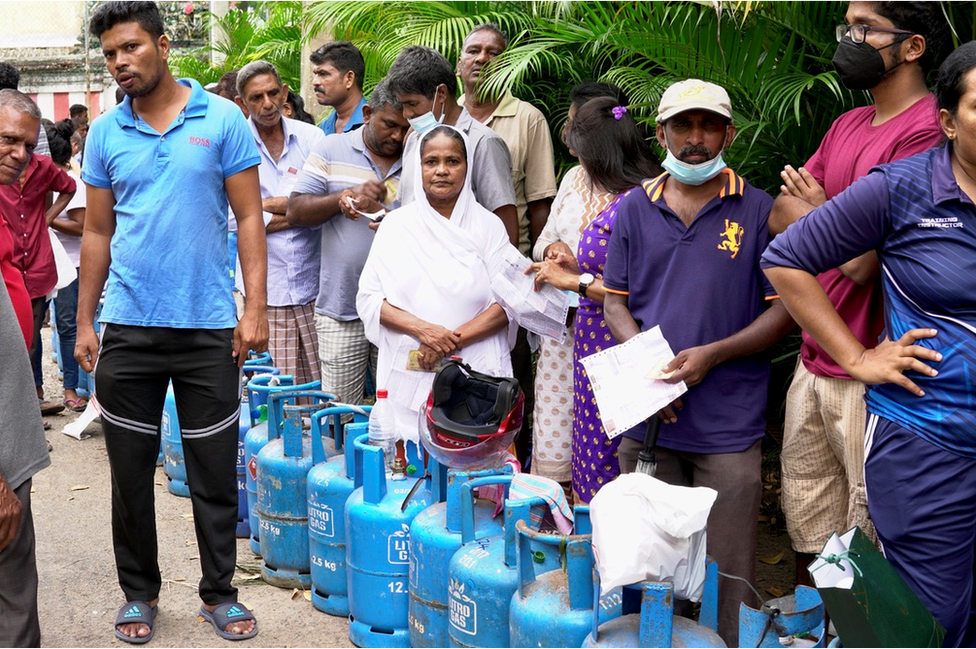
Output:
[603, 169, 776, 453]
[762, 145, 976, 458]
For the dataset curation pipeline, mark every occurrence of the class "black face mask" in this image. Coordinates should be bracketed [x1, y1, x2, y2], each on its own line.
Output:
[832, 37, 906, 91]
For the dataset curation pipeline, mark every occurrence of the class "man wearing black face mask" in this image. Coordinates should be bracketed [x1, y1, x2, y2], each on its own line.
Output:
[768, 1, 949, 589]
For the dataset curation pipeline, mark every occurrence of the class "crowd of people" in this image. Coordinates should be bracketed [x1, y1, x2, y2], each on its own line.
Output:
[2, 0, 976, 646]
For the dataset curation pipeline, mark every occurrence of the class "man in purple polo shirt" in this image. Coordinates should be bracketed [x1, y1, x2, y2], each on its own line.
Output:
[603, 79, 794, 647]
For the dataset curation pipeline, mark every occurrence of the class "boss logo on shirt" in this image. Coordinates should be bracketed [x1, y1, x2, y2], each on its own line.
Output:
[717, 219, 744, 259]
[188, 136, 211, 148]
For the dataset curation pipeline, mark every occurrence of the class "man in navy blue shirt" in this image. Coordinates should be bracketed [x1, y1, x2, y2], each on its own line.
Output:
[603, 79, 794, 647]
[76, 1, 267, 643]
[310, 42, 367, 137]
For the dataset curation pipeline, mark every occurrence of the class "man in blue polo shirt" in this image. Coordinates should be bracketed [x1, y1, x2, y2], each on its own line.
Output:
[75, 1, 267, 643]
[310, 41, 367, 137]
[602, 79, 794, 647]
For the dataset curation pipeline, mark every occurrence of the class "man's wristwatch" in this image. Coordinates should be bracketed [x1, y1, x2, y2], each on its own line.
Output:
[578, 272, 595, 298]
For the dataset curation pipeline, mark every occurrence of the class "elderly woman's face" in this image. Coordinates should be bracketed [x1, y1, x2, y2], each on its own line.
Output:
[421, 134, 467, 205]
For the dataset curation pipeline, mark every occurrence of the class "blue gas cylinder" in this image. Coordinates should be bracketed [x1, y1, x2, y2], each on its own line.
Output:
[509, 507, 625, 648]
[161, 383, 189, 498]
[408, 465, 514, 647]
[257, 393, 334, 588]
[308, 407, 372, 617]
[244, 375, 323, 556]
[346, 435, 431, 648]
[446, 488, 562, 648]
[738, 585, 826, 648]
[582, 558, 726, 648]
[236, 365, 280, 539]
[237, 406, 251, 537]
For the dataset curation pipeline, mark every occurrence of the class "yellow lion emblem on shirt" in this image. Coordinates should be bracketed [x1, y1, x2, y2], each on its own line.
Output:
[717, 219, 744, 259]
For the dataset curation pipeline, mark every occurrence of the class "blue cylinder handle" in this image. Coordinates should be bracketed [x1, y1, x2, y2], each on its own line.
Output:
[282, 405, 305, 458]
[242, 365, 279, 377]
[266, 390, 336, 441]
[310, 406, 373, 465]
[700, 556, 719, 632]
[430, 459, 450, 504]
[515, 517, 594, 611]
[353, 435, 388, 505]
[456, 475, 514, 544]
[503, 497, 548, 568]
[445, 466, 514, 533]
[575, 505, 591, 535]
[345, 423, 368, 480]
[639, 581, 675, 647]
[244, 350, 273, 366]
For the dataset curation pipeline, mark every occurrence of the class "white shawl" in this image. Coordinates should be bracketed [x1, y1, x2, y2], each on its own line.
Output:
[357, 126, 514, 444]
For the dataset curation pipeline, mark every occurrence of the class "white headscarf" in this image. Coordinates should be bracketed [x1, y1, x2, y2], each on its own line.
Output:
[357, 125, 514, 443]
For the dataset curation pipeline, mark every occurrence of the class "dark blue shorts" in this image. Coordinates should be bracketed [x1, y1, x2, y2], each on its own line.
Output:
[865, 414, 976, 647]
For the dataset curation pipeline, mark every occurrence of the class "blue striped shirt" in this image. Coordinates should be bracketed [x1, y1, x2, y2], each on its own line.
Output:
[292, 128, 402, 320]
[246, 116, 325, 306]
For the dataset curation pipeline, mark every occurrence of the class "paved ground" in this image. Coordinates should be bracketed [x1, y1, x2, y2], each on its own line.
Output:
[34, 336, 350, 648]
[32, 323, 795, 648]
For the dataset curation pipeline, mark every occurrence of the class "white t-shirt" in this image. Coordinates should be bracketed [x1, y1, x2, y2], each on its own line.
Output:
[52, 170, 86, 267]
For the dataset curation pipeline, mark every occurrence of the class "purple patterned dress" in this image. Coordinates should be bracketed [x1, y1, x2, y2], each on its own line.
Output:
[572, 192, 627, 502]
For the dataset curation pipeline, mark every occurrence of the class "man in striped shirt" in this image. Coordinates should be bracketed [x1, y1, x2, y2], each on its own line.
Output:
[233, 60, 325, 385]
[287, 79, 408, 405]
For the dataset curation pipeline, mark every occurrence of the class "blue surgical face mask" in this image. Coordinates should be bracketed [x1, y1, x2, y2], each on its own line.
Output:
[407, 88, 445, 135]
[660, 131, 729, 186]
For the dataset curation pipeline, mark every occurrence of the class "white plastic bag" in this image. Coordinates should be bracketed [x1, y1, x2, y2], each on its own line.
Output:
[590, 472, 717, 601]
[46, 228, 77, 299]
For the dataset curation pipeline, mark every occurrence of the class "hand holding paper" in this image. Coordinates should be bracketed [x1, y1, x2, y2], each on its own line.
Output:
[579, 326, 688, 438]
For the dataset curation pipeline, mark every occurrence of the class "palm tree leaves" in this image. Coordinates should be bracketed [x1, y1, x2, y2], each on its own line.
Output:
[166, 1, 976, 192]
[169, 1, 304, 90]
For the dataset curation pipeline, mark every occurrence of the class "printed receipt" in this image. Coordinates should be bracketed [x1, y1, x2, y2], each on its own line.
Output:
[490, 246, 571, 343]
[579, 325, 688, 438]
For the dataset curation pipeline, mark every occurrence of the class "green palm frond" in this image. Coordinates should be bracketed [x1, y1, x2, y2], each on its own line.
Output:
[169, 0, 304, 89]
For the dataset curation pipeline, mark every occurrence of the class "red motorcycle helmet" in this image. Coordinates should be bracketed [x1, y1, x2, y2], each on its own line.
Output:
[421, 358, 523, 469]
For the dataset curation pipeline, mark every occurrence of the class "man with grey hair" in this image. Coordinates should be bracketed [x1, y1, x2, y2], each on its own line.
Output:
[233, 60, 325, 385]
[0, 87, 52, 648]
[287, 79, 408, 405]
[0, 65, 49, 156]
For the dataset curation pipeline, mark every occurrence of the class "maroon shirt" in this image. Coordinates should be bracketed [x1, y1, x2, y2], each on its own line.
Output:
[0, 154, 76, 299]
[800, 94, 942, 379]
[0, 216, 33, 348]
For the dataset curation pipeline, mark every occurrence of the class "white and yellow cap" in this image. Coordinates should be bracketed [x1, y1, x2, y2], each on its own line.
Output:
[656, 79, 732, 124]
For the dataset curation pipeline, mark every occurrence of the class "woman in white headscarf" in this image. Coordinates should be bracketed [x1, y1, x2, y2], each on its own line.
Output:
[357, 125, 514, 444]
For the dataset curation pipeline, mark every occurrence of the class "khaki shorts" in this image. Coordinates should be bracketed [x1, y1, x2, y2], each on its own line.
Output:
[781, 358, 876, 553]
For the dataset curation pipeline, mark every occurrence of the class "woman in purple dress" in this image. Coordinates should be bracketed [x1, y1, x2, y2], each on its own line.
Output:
[529, 96, 660, 502]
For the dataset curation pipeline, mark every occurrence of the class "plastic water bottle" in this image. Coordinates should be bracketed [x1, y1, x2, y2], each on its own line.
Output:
[368, 389, 397, 473]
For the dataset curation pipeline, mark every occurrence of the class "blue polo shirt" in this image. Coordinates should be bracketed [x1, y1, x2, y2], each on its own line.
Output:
[603, 169, 776, 453]
[318, 96, 366, 136]
[83, 79, 260, 329]
[762, 145, 976, 459]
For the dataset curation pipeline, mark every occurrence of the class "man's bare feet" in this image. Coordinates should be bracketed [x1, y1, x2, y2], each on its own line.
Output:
[201, 602, 257, 637]
[115, 599, 158, 642]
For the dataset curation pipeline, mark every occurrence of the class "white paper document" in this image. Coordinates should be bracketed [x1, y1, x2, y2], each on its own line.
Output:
[386, 335, 436, 413]
[579, 326, 688, 438]
[491, 246, 571, 343]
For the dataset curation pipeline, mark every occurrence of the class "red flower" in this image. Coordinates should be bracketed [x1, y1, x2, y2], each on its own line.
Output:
[183, 2, 194, 15]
